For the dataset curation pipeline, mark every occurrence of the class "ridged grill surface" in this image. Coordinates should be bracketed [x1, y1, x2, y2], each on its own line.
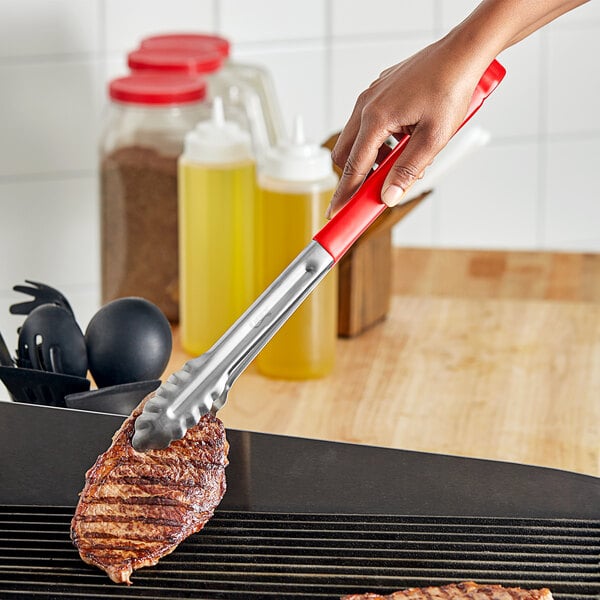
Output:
[0, 507, 598, 599]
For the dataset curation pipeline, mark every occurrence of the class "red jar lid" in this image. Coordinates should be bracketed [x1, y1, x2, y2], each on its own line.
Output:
[140, 33, 230, 58]
[108, 73, 206, 105]
[128, 46, 224, 76]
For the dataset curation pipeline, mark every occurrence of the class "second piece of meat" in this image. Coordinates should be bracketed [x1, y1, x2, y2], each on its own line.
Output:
[341, 581, 553, 600]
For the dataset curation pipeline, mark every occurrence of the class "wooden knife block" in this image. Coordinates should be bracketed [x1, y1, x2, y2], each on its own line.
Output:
[336, 192, 430, 337]
[322, 132, 432, 337]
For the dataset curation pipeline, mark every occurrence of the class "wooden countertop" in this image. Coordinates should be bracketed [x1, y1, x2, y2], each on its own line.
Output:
[166, 248, 600, 478]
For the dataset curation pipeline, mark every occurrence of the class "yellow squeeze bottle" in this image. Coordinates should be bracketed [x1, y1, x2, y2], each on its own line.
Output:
[256, 116, 338, 379]
[179, 98, 256, 356]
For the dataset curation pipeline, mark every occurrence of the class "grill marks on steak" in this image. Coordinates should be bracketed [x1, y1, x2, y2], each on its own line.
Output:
[70, 401, 228, 585]
[341, 581, 553, 600]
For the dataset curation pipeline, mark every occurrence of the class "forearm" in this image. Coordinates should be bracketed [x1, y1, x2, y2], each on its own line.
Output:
[503, 1, 590, 47]
[443, 0, 589, 67]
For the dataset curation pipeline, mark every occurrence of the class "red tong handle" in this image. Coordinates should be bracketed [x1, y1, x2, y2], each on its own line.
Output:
[314, 59, 506, 263]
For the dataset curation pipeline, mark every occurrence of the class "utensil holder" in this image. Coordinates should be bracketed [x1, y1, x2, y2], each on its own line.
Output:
[322, 133, 431, 337]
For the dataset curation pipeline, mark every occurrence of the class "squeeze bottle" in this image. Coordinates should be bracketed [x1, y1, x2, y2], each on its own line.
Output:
[256, 116, 338, 379]
[178, 98, 256, 356]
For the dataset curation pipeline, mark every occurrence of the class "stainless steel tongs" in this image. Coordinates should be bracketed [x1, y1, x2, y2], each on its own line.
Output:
[132, 60, 506, 452]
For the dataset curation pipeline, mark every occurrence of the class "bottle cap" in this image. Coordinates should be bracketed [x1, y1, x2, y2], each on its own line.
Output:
[141, 33, 231, 59]
[128, 47, 224, 75]
[183, 97, 253, 163]
[262, 115, 333, 181]
[109, 73, 206, 105]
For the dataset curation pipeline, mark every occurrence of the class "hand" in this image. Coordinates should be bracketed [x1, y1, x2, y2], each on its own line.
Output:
[328, 39, 489, 218]
[327, 0, 589, 218]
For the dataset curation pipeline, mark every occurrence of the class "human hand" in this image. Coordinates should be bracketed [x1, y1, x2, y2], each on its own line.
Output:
[327, 0, 590, 218]
[328, 39, 490, 218]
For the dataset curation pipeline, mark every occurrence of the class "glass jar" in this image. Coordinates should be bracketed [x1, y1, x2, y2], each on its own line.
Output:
[126, 45, 257, 152]
[100, 73, 207, 322]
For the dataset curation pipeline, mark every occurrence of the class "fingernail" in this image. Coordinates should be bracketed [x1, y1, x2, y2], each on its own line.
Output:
[325, 202, 333, 220]
[382, 184, 405, 207]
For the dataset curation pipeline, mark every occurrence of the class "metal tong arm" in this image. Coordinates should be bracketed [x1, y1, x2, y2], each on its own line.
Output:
[132, 242, 333, 451]
[205, 241, 333, 404]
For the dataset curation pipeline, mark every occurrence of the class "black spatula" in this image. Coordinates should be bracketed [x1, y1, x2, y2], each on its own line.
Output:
[0, 365, 89, 407]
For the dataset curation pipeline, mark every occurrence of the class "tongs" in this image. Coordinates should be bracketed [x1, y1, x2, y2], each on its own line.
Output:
[132, 60, 506, 452]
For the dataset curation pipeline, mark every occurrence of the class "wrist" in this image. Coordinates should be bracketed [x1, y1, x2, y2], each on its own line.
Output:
[440, 17, 506, 74]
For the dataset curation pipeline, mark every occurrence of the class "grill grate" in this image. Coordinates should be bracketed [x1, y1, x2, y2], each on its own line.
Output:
[0, 507, 598, 599]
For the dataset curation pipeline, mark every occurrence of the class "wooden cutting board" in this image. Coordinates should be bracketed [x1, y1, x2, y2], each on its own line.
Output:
[166, 248, 600, 477]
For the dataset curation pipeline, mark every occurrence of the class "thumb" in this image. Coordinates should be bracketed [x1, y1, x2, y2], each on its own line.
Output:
[381, 127, 443, 207]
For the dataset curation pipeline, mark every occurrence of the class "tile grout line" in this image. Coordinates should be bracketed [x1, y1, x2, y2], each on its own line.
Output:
[213, 0, 221, 33]
[98, 0, 107, 80]
[430, 0, 444, 247]
[537, 30, 549, 249]
[0, 170, 98, 185]
[97, 0, 108, 143]
[324, 0, 333, 134]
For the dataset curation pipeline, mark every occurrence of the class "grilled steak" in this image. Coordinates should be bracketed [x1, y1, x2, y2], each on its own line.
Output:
[70, 398, 228, 585]
[342, 581, 553, 600]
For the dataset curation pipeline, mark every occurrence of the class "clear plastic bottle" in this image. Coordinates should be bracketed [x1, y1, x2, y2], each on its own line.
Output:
[139, 32, 284, 153]
[178, 98, 256, 356]
[214, 62, 284, 153]
[256, 116, 338, 379]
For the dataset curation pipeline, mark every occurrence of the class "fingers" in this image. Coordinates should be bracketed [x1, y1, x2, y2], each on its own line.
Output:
[327, 142, 373, 218]
[330, 121, 450, 214]
[326, 45, 472, 216]
[330, 92, 364, 173]
[328, 118, 391, 219]
[381, 124, 450, 207]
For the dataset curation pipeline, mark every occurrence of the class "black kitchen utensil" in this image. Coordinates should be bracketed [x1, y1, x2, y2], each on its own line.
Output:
[64, 379, 160, 415]
[0, 366, 89, 407]
[0, 331, 14, 367]
[10, 280, 74, 316]
[16, 304, 87, 377]
[85, 297, 172, 388]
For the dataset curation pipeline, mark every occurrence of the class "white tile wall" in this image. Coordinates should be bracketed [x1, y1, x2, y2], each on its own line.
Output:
[220, 0, 325, 43]
[103, 0, 215, 54]
[330, 36, 435, 135]
[0, 0, 100, 58]
[470, 35, 543, 141]
[0, 176, 100, 356]
[439, 0, 481, 30]
[546, 24, 600, 137]
[0, 60, 102, 177]
[393, 133, 542, 250]
[331, 0, 435, 38]
[546, 0, 600, 26]
[233, 42, 328, 143]
[545, 137, 600, 249]
[0, 0, 599, 381]
[435, 140, 540, 249]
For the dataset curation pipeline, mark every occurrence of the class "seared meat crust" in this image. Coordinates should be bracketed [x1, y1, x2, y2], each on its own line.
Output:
[71, 399, 228, 585]
[342, 581, 553, 600]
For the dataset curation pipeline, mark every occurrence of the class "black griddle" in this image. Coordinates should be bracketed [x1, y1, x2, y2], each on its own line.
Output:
[0, 401, 598, 599]
[1, 507, 598, 599]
